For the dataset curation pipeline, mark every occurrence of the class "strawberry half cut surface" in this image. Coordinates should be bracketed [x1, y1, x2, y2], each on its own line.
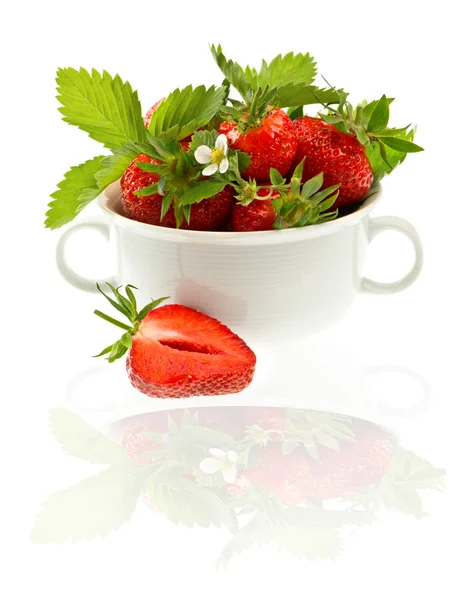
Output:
[94, 284, 256, 399]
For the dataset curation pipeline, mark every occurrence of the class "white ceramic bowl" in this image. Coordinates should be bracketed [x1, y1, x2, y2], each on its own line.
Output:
[56, 181, 423, 342]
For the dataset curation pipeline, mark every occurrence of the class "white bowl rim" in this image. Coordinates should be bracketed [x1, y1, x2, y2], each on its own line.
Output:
[98, 181, 382, 246]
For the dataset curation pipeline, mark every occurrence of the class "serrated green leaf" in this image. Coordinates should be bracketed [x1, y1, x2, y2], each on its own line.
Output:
[95, 144, 139, 189]
[180, 180, 227, 206]
[49, 408, 134, 466]
[56, 67, 146, 149]
[188, 129, 219, 155]
[210, 44, 252, 100]
[276, 85, 341, 109]
[148, 85, 226, 140]
[380, 137, 424, 153]
[45, 156, 105, 229]
[254, 52, 316, 89]
[31, 465, 151, 543]
[367, 94, 390, 132]
[146, 476, 236, 529]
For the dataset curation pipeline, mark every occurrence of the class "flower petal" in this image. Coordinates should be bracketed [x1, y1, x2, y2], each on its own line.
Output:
[227, 450, 238, 464]
[223, 467, 237, 484]
[202, 163, 218, 176]
[216, 134, 228, 154]
[209, 448, 226, 458]
[199, 458, 219, 474]
[195, 145, 212, 164]
[219, 157, 229, 174]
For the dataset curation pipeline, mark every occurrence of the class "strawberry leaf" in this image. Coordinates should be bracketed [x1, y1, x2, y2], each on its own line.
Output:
[210, 44, 252, 100]
[49, 408, 134, 466]
[180, 180, 227, 206]
[148, 84, 226, 140]
[276, 85, 341, 108]
[56, 67, 146, 149]
[188, 129, 219, 154]
[95, 144, 140, 189]
[145, 476, 237, 529]
[252, 52, 317, 89]
[367, 94, 390, 132]
[45, 156, 106, 229]
[31, 465, 153, 543]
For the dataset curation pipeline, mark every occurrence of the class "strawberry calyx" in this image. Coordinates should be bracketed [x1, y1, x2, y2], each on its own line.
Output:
[230, 159, 340, 229]
[313, 84, 424, 180]
[94, 283, 169, 362]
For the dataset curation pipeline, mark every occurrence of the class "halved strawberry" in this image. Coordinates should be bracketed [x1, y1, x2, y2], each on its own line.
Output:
[94, 284, 256, 399]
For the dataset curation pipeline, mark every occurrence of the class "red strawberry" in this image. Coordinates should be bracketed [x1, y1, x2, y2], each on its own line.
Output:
[121, 154, 234, 230]
[292, 116, 373, 207]
[219, 108, 297, 181]
[231, 189, 280, 232]
[95, 286, 256, 399]
[308, 421, 393, 498]
[237, 420, 393, 503]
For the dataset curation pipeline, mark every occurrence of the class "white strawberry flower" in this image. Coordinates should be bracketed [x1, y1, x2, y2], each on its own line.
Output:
[194, 134, 229, 176]
[199, 447, 238, 483]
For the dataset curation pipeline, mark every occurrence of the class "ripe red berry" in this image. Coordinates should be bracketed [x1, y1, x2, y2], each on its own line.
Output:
[219, 108, 297, 181]
[292, 116, 373, 207]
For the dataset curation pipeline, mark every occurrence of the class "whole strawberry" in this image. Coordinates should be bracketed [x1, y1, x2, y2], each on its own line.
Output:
[94, 284, 256, 399]
[231, 189, 280, 232]
[292, 116, 373, 207]
[220, 108, 297, 181]
[121, 154, 234, 230]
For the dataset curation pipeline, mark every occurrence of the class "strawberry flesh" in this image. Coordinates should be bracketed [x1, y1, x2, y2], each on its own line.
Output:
[127, 304, 256, 398]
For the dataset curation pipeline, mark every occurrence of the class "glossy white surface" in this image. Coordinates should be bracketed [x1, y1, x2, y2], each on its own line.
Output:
[3, 1, 457, 599]
[55, 182, 422, 342]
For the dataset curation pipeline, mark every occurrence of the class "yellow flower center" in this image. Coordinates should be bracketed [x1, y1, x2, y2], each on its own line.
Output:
[210, 147, 225, 164]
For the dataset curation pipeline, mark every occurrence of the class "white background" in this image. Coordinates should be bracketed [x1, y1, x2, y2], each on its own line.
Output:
[2, 1, 458, 598]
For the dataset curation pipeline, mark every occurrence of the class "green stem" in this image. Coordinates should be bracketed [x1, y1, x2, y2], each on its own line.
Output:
[94, 310, 132, 331]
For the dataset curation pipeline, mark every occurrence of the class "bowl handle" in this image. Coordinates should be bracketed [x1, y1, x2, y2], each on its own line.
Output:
[55, 217, 117, 292]
[362, 216, 423, 293]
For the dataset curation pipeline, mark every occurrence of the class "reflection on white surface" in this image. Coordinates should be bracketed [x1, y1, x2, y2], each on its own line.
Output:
[31, 405, 445, 566]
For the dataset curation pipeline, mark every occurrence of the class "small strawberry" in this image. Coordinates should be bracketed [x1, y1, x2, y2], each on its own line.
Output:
[94, 284, 256, 399]
[231, 189, 279, 232]
[121, 154, 234, 230]
[219, 108, 297, 181]
[292, 116, 373, 207]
